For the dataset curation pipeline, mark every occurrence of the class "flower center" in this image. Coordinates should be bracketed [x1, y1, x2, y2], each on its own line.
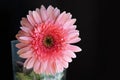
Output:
[43, 36, 54, 48]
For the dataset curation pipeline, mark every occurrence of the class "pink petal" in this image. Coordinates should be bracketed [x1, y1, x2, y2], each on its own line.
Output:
[57, 13, 72, 25]
[33, 27, 41, 33]
[20, 26, 31, 33]
[63, 50, 76, 58]
[46, 5, 55, 23]
[61, 60, 68, 68]
[33, 11, 42, 24]
[35, 8, 40, 12]
[55, 11, 66, 25]
[33, 60, 41, 74]
[26, 57, 36, 69]
[68, 29, 79, 34]
[20, 50, 33, 58]
[45, 60, 52, 74]
[16, 30, 30, 44]
[40, 5, 48, 21]
[19, 36, 32, 41]
[46, 60, 56, 75]
[55, 60, 64, 72]
[27, 14, 36, 26]
[16, 30, 30, 37]
[63, 19, 76, 29]
[66, 44, 82, 52]
[17, 37, 30, 44]
[67, 37, 81, 43]
[68, 25, 77, 30]
[24, 58, 31, 68]
[16, 43, 28, 48]
[43, 61, 48, 71]
[51, 61, 57, 75]
[54, 7, 60, 19]
[20, 18, 33, 29]
[67, 31, 79, 40]
[39, 60, 48, 74]
[67, 13, 72, 19]
[58, 57, 69, 68]
[63, 55, 72, 62]
[35, 8, 42, 20]
[17, 46, 31, 55]
[47, 5, 54, 17]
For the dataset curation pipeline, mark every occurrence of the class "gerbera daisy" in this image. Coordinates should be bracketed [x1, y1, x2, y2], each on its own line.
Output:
[16, 5, 82, 75]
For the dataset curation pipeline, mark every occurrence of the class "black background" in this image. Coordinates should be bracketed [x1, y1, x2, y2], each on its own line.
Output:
[0, 0, 113, 80]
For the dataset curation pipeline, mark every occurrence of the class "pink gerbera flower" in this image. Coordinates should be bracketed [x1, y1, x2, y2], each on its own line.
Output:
[16, 5, 82, 75]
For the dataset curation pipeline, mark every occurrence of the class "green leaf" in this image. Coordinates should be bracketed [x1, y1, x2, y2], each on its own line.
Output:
[16, 72, 32, 80]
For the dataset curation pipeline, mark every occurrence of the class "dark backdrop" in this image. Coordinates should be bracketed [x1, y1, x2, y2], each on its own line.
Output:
[0, 0, 111, 80]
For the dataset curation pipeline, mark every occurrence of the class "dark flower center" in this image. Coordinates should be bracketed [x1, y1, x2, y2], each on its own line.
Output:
[43, 36, 54, 47]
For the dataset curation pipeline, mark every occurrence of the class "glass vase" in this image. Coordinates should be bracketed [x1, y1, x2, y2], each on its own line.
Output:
[11, 40, 66, 80]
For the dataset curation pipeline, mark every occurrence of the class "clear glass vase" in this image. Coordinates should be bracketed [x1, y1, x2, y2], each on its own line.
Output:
[11, 40, 66, 80]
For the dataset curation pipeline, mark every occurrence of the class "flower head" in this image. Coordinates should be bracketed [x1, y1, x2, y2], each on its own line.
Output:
[16, 5, 82, 75]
